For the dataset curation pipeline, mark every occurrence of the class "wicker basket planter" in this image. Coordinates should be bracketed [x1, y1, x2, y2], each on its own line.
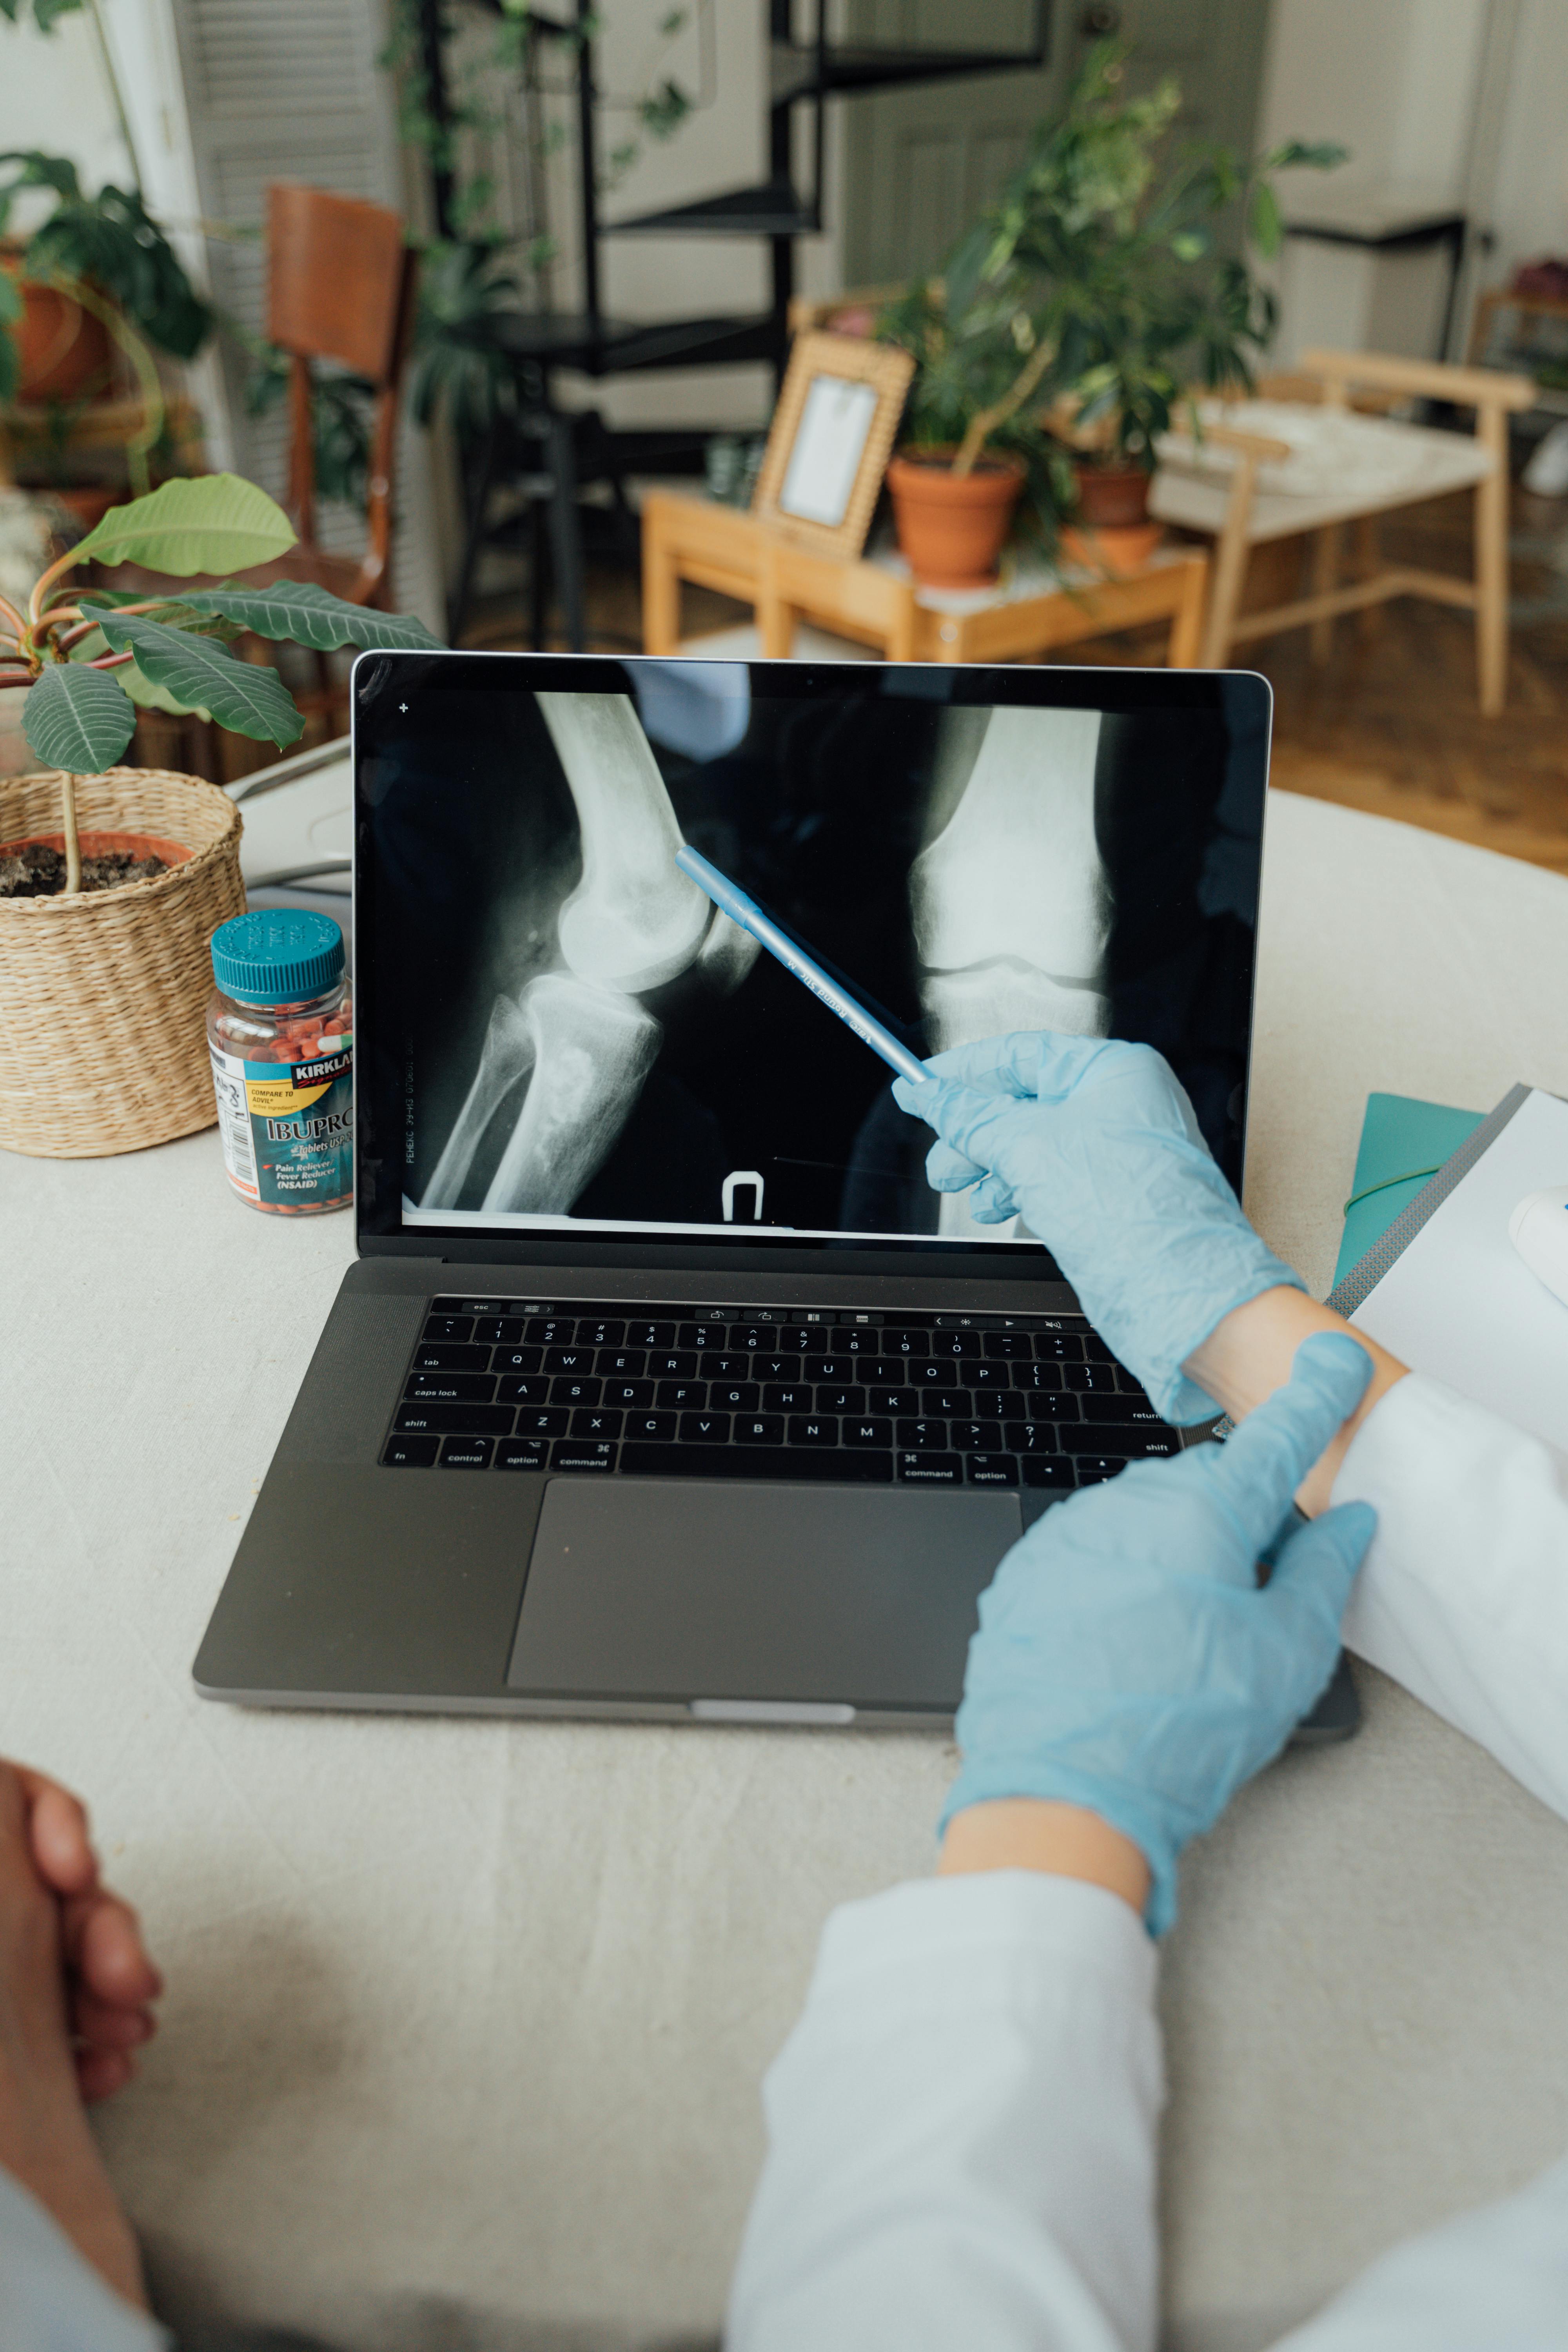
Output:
[0, 766, 244, 1158]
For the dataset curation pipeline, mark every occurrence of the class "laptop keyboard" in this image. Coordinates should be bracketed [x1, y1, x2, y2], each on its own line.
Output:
[380, 1297, 1181, 1491]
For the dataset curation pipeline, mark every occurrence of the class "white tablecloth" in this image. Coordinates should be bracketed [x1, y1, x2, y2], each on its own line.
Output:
[5, 789, 1568, 2352]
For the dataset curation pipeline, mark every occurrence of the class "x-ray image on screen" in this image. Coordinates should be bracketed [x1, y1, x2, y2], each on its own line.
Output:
[362, 668, 1259, 1250]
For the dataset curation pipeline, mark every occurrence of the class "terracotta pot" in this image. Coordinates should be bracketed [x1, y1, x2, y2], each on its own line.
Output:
[886, 447, 1027, 589]
[0, 829, 194, 869]
[48, 486, 121, 537]
[1060, 522, 1164, 578]
[1072, 459, 1153, 531]
[1, 252, 113, 404]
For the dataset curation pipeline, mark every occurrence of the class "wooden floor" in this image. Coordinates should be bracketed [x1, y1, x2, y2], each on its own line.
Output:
[1247, 483, 1568, 879]
[463, 477, 1568, 880]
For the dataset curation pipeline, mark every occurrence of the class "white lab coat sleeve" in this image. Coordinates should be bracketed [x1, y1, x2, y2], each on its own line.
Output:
[1332, 1373, 1568, 1820]
[0, 2171, 169, 2352]
[725, 1871, 1161, 2352]
[1269, 2153, 1568, 2350]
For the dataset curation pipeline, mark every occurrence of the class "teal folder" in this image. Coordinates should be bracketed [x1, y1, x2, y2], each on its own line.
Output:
[1332, 1093, 1488, 1290]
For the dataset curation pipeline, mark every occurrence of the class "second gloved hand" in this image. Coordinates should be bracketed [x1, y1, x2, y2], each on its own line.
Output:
[944, 1332, 1377, 1936]
[894, 1031, 1303, 1422]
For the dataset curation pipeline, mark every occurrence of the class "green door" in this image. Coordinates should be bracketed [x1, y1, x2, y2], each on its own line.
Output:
[840, 0, 1273, 288]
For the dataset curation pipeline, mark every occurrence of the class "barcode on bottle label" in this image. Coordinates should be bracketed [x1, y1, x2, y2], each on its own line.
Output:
[211, 1049, 260, 1201]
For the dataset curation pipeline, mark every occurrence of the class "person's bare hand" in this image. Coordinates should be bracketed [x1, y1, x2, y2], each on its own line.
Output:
[13, 1767, 161, 2103]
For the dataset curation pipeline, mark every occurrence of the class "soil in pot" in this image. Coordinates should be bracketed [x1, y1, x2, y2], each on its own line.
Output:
[887, 448, 1027, 590]
[0, 830, 189, 898]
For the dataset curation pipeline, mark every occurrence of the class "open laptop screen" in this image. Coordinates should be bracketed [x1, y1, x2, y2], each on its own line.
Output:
[355, 654, 1270, 1263]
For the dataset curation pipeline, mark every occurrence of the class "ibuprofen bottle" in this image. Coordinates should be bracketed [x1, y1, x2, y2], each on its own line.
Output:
[207, 909, 353, 1214]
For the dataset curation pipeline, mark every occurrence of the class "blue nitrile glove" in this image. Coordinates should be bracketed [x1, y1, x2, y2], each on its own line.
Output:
[893, 1031, 1304, 1423]
[943, 1332, 1377, 1936]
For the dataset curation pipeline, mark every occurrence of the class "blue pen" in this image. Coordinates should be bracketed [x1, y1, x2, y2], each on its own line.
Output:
[675, 845, 932, 1086]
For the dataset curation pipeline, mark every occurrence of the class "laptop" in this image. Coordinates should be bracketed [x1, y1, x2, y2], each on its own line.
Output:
[193, 652, 1272, 1726]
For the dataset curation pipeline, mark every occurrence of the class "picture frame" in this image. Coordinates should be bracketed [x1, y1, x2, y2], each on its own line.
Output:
[751, 330, 915, 559]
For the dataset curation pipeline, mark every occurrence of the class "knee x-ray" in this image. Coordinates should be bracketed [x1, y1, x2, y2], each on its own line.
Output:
[358, 660, 1264, 1253]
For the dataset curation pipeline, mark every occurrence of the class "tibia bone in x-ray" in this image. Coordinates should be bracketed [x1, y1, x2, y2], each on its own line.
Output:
[425, 692, 758, 1214]
[910, 705, 1110, 1239]
[421, 978, 659, 1215]
[481, 973, 660, 1214]
[421, 992, 535, 1211]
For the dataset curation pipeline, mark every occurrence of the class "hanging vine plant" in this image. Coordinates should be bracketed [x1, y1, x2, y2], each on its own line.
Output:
[381, 1, 707, 436]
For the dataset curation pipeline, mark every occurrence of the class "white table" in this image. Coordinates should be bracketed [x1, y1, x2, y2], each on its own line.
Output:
[6, 790, 1568, 2352]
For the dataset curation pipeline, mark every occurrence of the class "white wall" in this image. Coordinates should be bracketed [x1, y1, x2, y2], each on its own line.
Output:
[1258, 0, 1568, 364]
[0, 10, 131, 213]
[1485, 0, 1568, 281]
[1259, 0, 1488, 208]
[1260, 0, 1495, 362]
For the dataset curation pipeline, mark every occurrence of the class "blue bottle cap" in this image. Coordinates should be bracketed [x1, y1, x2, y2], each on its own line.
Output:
[211, 909, 345, 1006]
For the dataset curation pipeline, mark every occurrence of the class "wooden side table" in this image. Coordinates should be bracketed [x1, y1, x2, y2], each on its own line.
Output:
[640, 488, 1208, 666]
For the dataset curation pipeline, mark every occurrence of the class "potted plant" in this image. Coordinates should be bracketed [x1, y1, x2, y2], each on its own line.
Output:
[0, 151, 214, 511]
[881, 42, 1344, 584]
[0, 470, 439, 1158]
[879, 279, 1071, 590]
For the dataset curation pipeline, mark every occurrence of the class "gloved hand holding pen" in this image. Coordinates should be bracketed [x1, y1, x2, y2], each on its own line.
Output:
[944, 1332, 1377, 1935]
[893, 1031, 1304, 1423]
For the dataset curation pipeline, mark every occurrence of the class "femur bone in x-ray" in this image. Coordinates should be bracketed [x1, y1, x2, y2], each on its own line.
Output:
[537, 691, 713, 991]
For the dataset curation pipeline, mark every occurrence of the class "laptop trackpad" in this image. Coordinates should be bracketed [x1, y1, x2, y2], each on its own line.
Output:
[506, 1477, 1022, 1713]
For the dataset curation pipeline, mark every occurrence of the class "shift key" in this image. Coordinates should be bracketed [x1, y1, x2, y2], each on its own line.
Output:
[394, 1402, 515, 1436]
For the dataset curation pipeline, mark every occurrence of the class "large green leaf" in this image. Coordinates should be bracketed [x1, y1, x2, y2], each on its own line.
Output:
[75, 593, 239, 639]
[117, 661, 213, 720]
[87, 611, 303, 747]
[72, 475, 297, 577]
[23, 662, 137, 772]
[181, 579, 443, 652]
[70, 626, 211, 717]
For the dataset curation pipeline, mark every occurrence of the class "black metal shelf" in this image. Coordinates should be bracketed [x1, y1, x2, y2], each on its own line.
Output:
[772, 39, 1051, 99]
[419, 0, 1053, 650]
[604, 180, 820, 240]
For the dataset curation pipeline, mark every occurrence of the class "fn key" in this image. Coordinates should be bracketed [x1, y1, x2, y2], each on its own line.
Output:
[382, 1435, 438, 1467]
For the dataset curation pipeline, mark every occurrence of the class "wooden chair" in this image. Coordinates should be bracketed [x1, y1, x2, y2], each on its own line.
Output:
[1151, 348, 1537, 712]
[250, 181, 417, 611]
